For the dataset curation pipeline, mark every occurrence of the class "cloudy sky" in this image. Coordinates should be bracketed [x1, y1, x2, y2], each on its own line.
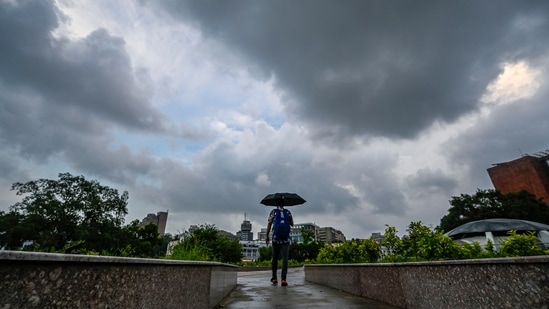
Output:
[1, 0, 548, 239]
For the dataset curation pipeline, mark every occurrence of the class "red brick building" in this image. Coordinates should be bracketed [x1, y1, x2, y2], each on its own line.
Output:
[487, 154, 549, 204]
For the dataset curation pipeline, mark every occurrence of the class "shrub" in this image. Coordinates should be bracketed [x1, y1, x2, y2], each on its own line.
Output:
[167, 224, 242, 263]
[416, 231, 460, 260]
[316, 239, 381, 264]
[499, 230, 544, 257]
[457, 241, 484, 259]
[168, 241, 211, 261]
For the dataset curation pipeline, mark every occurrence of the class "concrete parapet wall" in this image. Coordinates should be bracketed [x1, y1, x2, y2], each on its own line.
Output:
[0, 251, 237, 309]
[305, 256, 549, 309]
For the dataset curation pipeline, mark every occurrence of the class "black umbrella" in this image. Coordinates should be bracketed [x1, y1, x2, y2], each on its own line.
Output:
[260, 192, 306, 207]
[446, 218, 549, 238]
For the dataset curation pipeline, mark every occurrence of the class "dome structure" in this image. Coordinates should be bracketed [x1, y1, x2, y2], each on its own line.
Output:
[445, 218, 549, 250]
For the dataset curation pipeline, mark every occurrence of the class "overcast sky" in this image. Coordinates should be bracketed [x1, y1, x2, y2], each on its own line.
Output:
[1, 0, 548, 239]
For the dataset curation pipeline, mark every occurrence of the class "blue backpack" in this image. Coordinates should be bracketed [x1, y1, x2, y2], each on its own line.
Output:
[273, 208, 291, 242]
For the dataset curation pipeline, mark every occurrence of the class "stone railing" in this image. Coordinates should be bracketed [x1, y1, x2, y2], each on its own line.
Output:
[0, 251, 237, 308]
[305, 256, 549, 309]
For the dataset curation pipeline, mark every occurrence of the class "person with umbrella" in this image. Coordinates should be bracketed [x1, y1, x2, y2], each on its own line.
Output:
[263, 193, 306, 287]
[265, 196, 293, 286]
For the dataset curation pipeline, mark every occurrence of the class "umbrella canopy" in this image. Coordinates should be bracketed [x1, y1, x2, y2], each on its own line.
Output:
[446, 218, 549, 239]
[260, 192, 306, 207]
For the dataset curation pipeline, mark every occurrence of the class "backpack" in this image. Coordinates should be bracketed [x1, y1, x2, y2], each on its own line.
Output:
[273, 208, 291, 242]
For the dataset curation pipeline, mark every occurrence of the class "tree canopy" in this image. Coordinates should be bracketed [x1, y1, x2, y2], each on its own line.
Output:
[1, 173, 130, 253]
[438, 189, 549, 232]
[169, 224, 242, 263]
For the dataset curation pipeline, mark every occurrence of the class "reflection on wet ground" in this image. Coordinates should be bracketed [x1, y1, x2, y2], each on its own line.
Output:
[218, 267, 399, 308]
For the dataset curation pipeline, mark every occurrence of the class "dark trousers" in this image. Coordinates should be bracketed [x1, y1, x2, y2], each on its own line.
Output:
[271, 242, 290, 280]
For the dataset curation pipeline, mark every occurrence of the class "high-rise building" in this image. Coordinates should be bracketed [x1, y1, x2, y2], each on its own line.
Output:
[139, 211, 168, 236]
[487, 152, 549, 204]
[258, 228, 268, 241]
[236, 214, 254, 241]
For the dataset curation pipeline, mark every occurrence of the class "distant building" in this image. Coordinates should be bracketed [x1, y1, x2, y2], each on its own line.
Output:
[240, 240, 267, 261]
[370, 232, 384, 243]
[236, 214, 254, 241]
[317, 227, 346, 243]
[260, 223, 345, 244]
[258, 228, 268, 241]
[258, 222, 320, 243]
[293, 223, 319, 243]
[139, 211, 168, 236]
[487, 151, 549, 204]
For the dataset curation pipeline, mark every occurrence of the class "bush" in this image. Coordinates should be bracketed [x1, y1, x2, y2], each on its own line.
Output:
[316, 239, 381, 264]
[167, 224, 242, 263]
[319, 222, 548, 265]
[499, 230, 544, 257]
[168, 242, 211, 261]
[417, 232, 461, 260]
[258, 245, 272, 262]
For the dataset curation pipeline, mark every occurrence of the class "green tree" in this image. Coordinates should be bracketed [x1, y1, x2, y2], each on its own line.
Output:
[258, 245, 272, 262]
[403, 221, 433, 259]
[380, 225, 403, 262]
[415, 231, 460, 260]
[155, 233, 174, 257]
[288, 230, 323, 263]
[438, 189, 549, 232]
[402, 221, 460, 261]
[118, 220, 164, 258]
[288, 230, 324, 263]
[301, 229, 315, 244]
[0, 210, 28, 249]
[1, 173, 129, 253]
[168, 224, 242, 263]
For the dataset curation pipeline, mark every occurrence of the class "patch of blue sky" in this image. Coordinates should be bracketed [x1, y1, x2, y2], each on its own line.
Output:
[156, 63, 284, 122]
[261, 113, 286, 130]
[108, 128, 206, 167]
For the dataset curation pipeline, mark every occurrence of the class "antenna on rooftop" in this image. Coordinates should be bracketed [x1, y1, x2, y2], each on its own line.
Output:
[533, 149, 549, 159]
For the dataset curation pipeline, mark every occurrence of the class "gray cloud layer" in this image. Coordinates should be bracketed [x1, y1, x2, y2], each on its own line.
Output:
[1, 0, 549, 238]
[0, 1, 165, 158]
[154, 0, 549, 141]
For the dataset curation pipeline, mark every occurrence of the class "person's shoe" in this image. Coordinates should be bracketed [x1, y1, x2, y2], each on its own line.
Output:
[281, 279, 288, 286]
[271, 278, 278, 285]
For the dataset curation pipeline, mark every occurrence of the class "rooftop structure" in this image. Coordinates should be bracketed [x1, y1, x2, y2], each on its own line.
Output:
[487, 151, 549, 204]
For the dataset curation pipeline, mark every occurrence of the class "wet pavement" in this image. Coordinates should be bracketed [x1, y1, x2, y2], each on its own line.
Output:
[218, 267, 399, 308]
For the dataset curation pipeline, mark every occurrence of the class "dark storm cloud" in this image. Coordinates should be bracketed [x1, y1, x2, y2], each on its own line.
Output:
[0, 0, 165, 162]
[444, 90, 549, 193]
[151, 0, 549, 141]
[405, 168, 458, 195]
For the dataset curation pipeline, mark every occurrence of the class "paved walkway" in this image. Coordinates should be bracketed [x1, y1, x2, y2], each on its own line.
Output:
[218, 267, 399, 308]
